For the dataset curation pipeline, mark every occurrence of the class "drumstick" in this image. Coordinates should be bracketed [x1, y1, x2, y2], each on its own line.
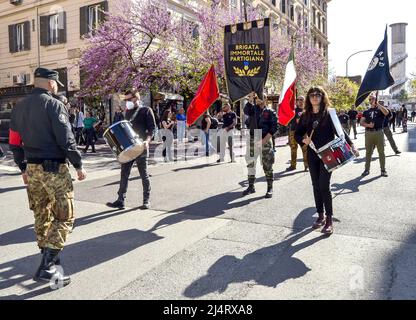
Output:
[309, 121, 319, 140]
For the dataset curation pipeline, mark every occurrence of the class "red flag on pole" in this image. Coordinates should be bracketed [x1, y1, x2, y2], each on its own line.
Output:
[186, 65, 220, 126]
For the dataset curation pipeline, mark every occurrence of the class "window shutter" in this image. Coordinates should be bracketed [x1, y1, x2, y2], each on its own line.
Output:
[40, 16, 49, 46]
[24, 21, 31, 50]
[9, 25, 16, 53]
[58, 11, 67, 43]
[80, 6, 88, 37]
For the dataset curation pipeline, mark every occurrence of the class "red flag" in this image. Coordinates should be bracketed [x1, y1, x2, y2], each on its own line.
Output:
[186, 65, 219, 126]
[278, 49, 297, 126]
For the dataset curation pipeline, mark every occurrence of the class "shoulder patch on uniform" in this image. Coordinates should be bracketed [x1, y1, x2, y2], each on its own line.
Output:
[58, 113, 68, 124]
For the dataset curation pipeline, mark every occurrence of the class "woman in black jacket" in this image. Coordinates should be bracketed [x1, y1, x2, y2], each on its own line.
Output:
[295, 86, 358, 235]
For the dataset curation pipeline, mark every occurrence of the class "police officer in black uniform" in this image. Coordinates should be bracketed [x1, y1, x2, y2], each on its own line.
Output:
[107, 90, 156, 210]
[9, 67, 86, 287]
[243, 92, 278, 198]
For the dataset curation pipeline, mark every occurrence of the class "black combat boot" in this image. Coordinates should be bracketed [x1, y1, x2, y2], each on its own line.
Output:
[242, 177, 256, 196]
[265, 179, 273, 198]
[106, 199, 125, 210]
[33, 248, 71, 288]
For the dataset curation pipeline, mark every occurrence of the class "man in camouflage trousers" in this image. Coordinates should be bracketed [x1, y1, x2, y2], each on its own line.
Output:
[243, 93, 278, 198]
[9, 68, 86, 288]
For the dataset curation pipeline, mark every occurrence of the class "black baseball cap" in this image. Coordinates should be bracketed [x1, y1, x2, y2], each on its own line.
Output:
[34, 67, 64, 87]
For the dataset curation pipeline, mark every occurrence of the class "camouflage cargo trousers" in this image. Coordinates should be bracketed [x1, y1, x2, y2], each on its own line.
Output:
[26, 163, 75, 250]
[289, 130, 308, 169]
[245, 138, 275, 181]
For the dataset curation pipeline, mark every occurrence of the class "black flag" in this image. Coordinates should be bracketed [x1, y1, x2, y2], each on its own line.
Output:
[224, 18, 270, 103]
[355, 27, 395, 107]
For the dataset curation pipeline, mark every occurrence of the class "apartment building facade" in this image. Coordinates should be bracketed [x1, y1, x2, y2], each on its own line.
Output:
[0, 0, 112, 137]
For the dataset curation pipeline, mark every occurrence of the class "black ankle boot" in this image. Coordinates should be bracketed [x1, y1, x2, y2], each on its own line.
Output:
[265, 180, 273, 198]
[242, 177, 256, 196]
[40, 247, 60, 265]
[34, 248, 71, 287]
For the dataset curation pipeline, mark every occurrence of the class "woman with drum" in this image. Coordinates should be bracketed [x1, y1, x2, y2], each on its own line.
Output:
[295, 87, 359, 236]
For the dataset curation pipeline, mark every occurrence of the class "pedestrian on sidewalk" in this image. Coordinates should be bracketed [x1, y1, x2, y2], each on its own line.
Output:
[83, 111, 98, 153]
[380, 102, 401, 155]
[286, 96, 308, 172]
[401, 105, 408, 133]
[201, 112, 218, 157]
[347, 105, 358, 139]
[218, 103, 237, 163]
[243, 92, 277, 199]
[361, 94, 389, 177]
[161, 109, 175, 162]
[9, 67, 86, 287]
[295, 86, 358, 236]
[74, 106, 85, 145]
[389, 108, 396, 132]
[338, 109, 350, 134]
[106, 90, 156, 210]
[411, 110, 416, 122]
[176, 107, 187, 143]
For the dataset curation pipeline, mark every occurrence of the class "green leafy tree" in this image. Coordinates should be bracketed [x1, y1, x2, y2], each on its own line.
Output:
[325, 77, 359, 111]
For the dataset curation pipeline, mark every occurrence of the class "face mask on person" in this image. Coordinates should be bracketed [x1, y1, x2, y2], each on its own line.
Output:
[126, 101, 135, 110]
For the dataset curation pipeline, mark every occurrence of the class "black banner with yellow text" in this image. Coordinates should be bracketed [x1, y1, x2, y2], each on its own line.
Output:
[224, 18, 270, 103]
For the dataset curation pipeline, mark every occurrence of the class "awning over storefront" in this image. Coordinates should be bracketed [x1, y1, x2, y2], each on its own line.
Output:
[154, 92, 184, 101]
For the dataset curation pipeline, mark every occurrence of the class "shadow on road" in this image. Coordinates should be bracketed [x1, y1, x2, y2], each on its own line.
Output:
[0, 207, 142, 247]
[0, 186, 27, 194]
[0, 229, 162, 299]
[183, 208, 327, 298]
[331, 174, 381, 195]
[148, 191, 264, 232]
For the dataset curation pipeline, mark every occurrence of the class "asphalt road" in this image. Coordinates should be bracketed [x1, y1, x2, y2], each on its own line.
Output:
[1, 124, 415, 300]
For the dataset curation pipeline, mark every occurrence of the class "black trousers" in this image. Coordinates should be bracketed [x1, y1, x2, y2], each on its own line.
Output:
[117, 155, 150, 202]
[308, 149, 333, 216]
[84, 128, 96, 152]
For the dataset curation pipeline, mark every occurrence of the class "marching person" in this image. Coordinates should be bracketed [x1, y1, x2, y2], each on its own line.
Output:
[107, 90, 156, 210]
[286, 96, 308, 172]
[218, 103, 237, 163]
[295, 87, 358, 236]
[347, 105, 358, 139]
[201, 112, 218, 157]
[338, 109, 350, 134]
[381, 102, 401, 155]
[361, 94, 389, 177]
[389, 108, 397, 132]
[243, 92, 278, 199]
[9, 67, 87, 287]
[411, 110, 416, 123]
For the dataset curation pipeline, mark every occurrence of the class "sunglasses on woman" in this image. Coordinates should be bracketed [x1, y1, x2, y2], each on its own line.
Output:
[309, 93, 322, 98]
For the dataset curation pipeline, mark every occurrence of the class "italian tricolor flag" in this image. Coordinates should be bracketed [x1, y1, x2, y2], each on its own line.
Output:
[278, 49, 297, 126]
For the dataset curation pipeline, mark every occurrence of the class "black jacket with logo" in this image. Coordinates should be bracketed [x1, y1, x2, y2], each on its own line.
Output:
[9, 88, 82, 170]
[244, 102, 278, 138]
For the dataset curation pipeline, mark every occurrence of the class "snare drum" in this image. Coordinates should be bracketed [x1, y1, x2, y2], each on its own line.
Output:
[316, 137, 355, 172]
[103, 120, 145, 163]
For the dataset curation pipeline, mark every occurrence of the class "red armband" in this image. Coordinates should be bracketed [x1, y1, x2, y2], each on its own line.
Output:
[9, 129, 22, 146]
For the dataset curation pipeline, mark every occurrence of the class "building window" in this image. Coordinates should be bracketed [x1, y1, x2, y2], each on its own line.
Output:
[40, 12, 66, 46]
[297, 12, 302, 27]
[290, 4, 295, 21]
[8, 21, 30, 53]
[49, 14, 60, 45]
[322, 18, 326, 34]
[318, 13, 321, 30]
[16, 23, 25, 51]
[231, 0, 238, 9]
[80, 1, 108, 37]
[281, 0, 286, 14]
[304, 16, 309, 32]
[312, 8, 316, 25]
[304, 0, 308, 5]
[272, 0, 276, 6]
